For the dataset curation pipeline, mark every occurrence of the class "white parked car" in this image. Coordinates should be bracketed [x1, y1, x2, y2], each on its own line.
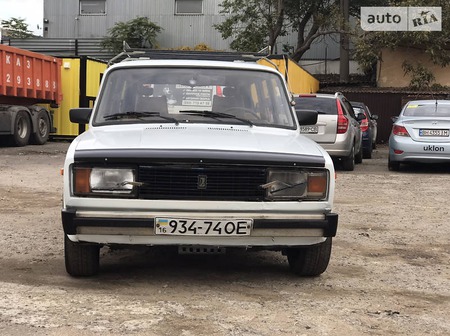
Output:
[62, 55, 338, 277]
[293, 93, 364, 171]
[389, 99, 450, 171]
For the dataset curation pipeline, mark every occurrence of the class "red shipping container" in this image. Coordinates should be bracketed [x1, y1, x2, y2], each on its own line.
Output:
[0, 44, 62, 105]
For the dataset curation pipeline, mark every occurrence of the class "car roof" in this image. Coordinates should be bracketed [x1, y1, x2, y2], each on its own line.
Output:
[293, 93, 342, 99]
[405, 99, 450, 105]
[108, 59, 282, 74]
[350, 101, 366, 107]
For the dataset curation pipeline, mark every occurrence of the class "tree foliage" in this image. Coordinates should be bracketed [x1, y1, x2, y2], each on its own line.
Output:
[101, 17, 162, 53]
[354, 0, 450, 75]
[214, 0, 286, 53]
[214, 0, 382, 62]
[1, 17, 34, 38]
[402, 61, 436, 90]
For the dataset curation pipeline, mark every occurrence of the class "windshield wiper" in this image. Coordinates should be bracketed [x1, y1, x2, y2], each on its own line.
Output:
[179, 110, 253, 127]
[103, 111, 179, 125]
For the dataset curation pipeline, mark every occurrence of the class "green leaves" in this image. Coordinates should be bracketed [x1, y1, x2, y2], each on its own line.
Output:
[0, 17, 34, 38]
[354, 0, 450, 75]
[101, 17, 163, 54]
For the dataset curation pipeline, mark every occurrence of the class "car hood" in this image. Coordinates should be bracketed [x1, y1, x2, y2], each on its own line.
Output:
[72, 124, 326, 159]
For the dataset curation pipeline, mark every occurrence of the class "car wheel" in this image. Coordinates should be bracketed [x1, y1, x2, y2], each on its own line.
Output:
[355, 144, 363, 164]
[31, 110, 50, 145]
[64, 235, 100, 276]
[388, 157, 400, 171]
[287, 238, 332, 276]
[341, 146, 355, 171]
[363, 138, 373, 159]
[10, 111, 31, 147]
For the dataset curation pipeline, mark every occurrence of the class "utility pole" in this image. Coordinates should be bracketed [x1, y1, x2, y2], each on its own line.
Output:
[340, 0, 349, 82]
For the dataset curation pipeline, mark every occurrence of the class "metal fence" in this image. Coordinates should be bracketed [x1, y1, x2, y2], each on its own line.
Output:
[1, 38, 114, 61]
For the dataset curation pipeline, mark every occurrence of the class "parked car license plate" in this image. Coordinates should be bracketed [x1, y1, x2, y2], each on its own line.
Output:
[300, 125, 318, 134]
[155, 218, 253, 236]
[419, 129, 449, 137]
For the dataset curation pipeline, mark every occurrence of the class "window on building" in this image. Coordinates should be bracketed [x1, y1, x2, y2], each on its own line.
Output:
[80, 0, 106, 15]
[175, 0, 203, 15]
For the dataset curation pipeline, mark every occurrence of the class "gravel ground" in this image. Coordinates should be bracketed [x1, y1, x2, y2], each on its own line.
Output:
[0, 141, 449, 336]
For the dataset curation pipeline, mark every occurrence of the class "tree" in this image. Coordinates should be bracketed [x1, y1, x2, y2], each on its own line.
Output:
[214, 0, 286, 53]
[1, 17, 34, 38]
[283, 0, 341, 61]
[214, 0, 381, 62]
[101, 17, 162, 54]
[354, 0, 450, 77]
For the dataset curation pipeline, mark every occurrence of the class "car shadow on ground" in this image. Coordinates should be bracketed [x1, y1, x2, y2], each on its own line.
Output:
[97, 246, 292, 281]
[390, 162, 450, 174]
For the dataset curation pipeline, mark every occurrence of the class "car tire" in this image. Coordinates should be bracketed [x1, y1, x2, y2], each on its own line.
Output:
[363, 138, 373, 159]
[341, 146, 355, 171]
[388, 157, 400, 171]
[10, 110, 31, 147]
[31, 110, 50, 145]
[287, 238, 332, 276]
[64, 235, 100, 277]
[355, 144, 363, 164]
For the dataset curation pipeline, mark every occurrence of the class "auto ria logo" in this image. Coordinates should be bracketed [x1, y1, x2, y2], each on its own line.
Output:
[361, 7, 442, 31]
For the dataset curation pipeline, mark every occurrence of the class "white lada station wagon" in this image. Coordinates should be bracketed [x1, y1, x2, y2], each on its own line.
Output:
[62, 52, 338, 277]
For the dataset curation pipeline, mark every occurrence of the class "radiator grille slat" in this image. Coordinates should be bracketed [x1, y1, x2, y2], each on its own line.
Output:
[138, 165, 266, 201]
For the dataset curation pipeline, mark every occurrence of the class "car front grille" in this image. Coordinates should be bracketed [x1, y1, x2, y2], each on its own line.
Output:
[138, 165, 266, 201]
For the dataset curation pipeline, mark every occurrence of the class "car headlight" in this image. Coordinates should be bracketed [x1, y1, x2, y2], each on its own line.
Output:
[73, 166, 137, 197]
[264, 169, 328, 200]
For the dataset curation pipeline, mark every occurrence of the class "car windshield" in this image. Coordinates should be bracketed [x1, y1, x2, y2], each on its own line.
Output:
[93, 67, 295, 129]
[403, 103, 450, 117]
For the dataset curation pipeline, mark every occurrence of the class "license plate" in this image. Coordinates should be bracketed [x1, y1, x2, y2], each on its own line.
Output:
[155, 218, 253, 236]
[300, 125, 318, 134]
[419, 129, 449, 137]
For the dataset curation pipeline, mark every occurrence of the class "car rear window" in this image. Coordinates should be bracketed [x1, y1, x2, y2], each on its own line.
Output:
[294, 97, 337, 115]
[352, 107, 365, 115]
[403, 103, 450, 117]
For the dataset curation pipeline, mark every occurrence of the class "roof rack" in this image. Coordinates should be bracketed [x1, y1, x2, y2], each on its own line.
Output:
[108, 48, 271, 66]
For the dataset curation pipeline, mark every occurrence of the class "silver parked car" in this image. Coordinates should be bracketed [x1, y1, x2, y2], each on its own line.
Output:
[294, 93, 364, 171]
[388, 99, 450, 171]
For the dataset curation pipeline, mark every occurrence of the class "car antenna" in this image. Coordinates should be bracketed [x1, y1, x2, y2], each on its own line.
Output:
[425, 83, 439, 113]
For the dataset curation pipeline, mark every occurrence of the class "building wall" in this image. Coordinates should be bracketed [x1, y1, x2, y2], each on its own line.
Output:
[43, 0, 231, 50]
[378, 47, 450, 87]
[42, 0, 341, 59]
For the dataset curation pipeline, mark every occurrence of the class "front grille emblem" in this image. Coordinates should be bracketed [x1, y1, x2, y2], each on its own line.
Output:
[197, 175, 207, 189]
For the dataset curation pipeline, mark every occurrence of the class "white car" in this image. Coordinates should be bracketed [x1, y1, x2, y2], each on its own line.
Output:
[62, 56, 338, 277]
[389, 99, 450, 171]
[294, 93, 364, 171]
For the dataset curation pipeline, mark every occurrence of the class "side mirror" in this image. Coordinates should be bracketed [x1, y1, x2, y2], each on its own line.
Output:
[371, 114, 379, 120]
[391, 116, 398, 122]
[70, 108, 92, 124]
[296, 109, 318, 125]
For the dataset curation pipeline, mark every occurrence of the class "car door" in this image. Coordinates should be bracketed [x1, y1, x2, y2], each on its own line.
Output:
[341, 98, 362, 151]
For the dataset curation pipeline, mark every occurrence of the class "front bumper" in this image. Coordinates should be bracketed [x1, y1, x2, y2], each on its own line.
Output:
[62, 210, 338, 247]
